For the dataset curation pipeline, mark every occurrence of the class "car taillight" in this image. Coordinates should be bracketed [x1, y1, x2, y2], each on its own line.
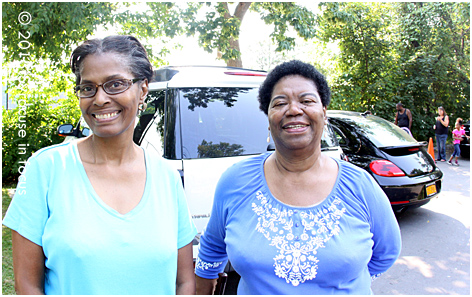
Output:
[369, 160, 405, 177]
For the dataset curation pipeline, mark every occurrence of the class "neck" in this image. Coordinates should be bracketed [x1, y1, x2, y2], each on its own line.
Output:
[273, 148, 323, 174]
[86, 132, 139, 165]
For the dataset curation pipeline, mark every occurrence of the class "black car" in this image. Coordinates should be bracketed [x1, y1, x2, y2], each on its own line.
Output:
[327, 110, 443, 212]
[459, 120, 470, 158]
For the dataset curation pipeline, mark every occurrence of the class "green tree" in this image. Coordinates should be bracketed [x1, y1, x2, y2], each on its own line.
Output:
[318, 2, 398, 117]
[2, 2, 117, 69]
[395, 2, 470, 139]
[178, 2, 318, 67]
[318, 2, 470, 141]
[2, 62, 81, 183]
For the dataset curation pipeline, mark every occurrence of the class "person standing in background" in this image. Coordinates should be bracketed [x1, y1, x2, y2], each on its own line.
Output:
[447, 118, 468, 166]
[433, 106, 449, 162]
[394, 103, 412, 133]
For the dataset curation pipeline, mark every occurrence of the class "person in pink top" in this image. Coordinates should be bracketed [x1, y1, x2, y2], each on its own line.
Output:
[447, 118, 469, 166]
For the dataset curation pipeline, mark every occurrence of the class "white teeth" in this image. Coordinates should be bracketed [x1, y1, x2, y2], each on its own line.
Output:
[285, 125, 307, 129]
[95, 111, 118, 119]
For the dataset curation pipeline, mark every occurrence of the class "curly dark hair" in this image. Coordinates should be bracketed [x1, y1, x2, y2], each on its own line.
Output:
[258, 60, 331, 115]
[70, 35, 153, 85]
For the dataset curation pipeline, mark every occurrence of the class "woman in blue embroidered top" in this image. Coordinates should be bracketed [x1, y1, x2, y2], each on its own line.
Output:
[3, 35, 197, 294]
[195, 60, 401, 294]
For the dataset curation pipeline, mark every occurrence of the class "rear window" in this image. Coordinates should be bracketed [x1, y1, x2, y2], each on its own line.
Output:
[335, 114, 417, 147]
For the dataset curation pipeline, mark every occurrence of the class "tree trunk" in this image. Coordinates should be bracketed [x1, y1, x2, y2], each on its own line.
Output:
[227, 38, 242, 67]
[223, 2, 252, 67]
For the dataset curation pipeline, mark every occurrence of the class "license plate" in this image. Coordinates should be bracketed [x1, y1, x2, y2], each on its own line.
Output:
[426, 183, 437, 197]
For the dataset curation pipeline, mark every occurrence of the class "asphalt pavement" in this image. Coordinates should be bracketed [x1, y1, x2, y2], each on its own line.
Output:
[371, 154, 470, 295]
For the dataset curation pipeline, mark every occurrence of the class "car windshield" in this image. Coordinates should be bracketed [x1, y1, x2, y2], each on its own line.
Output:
[333, 114, 418, 147]
[178, 87, 337, 158]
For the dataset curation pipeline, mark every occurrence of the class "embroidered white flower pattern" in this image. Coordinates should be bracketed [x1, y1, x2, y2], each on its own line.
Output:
[371, 273, 382, 281]
[195, 257, 224, 271]
[252, 191, 346, 286]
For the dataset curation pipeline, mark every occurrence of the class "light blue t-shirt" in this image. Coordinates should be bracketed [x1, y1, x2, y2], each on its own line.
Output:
[196, 153, 401, 294]
[3, 141, 197, 295]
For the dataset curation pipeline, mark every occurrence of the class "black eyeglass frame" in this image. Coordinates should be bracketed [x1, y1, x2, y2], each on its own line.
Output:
[74, 78, 144, 98]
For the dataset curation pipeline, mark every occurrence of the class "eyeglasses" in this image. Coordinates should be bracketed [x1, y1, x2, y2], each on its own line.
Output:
[75, 78, 144, 98]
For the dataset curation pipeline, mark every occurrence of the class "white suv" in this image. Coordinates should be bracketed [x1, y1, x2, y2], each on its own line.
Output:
[132, 66, 344, 248]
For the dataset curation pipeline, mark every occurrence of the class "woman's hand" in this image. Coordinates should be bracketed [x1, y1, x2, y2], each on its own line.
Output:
[11, 230, 45, 295]
[176, 242, 196, 294]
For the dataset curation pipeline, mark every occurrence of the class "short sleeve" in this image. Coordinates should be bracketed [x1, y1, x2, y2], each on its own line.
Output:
[194, 170, 230, 279]
[363, 172, 402, 277]
[2, 155, 50, 246]
[173, 172, 197, 249]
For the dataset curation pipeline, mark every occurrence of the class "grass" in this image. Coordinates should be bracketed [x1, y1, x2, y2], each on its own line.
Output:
[2, 188, 16, 295]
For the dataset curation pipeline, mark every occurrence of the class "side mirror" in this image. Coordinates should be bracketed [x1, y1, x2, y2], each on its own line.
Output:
[58, 124, 75, 136]
[81, 127, 91, 137]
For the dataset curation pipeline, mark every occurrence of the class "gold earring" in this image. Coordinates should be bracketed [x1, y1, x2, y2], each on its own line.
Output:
[138, 103, 147, 111]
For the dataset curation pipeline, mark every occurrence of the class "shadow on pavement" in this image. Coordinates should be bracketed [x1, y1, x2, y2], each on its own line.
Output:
[372, 205, 470, 295]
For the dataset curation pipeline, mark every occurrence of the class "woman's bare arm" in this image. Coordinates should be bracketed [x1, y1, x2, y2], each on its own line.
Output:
[176, 242, 196, 294]
[196, 275, 218, 295]
[11, 230, 45, 295]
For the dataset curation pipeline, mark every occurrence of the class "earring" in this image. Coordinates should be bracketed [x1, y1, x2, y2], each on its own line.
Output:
[267, 129, 271, 143]
[138, 103, 147, 111]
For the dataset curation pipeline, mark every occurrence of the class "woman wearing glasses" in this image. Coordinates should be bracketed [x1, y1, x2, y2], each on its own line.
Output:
[3, 35, 197, 294]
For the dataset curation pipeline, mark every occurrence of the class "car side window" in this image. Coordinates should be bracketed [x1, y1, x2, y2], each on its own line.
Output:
[329, 120, 361, 154]
[331, 125, 348, 147]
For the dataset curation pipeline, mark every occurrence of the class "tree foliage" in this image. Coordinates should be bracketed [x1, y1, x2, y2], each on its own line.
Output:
[179, 2, 317, 67]
[318, 2, 470, 141]
[2, 2, 117, 69]
[2, 63, 81, 183]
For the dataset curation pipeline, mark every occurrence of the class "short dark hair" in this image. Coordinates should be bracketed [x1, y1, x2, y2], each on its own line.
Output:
[258, 60, 331, 115]
[70, 35, 153, 85]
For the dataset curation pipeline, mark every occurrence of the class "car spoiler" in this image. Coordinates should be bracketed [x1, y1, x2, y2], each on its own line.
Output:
[378, 141, 428, 150]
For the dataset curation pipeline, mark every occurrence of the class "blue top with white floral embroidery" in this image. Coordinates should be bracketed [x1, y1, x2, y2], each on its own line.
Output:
[195, 153, 401, 295]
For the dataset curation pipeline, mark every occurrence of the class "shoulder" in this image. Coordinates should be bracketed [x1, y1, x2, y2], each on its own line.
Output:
[144, 147, 180, 178]
[219, 153, 267, 182]
[27, 141, 75, 164]
[216, 154, 268, 197]
[336, 158, 368, 175]
[334, 158, 379, 194]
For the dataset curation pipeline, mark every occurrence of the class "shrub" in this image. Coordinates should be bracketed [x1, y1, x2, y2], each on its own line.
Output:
[2, 63, 81, 184]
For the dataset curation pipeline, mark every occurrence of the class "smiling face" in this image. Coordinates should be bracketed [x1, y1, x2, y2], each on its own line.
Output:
[268, 75, 326, 153]
[78, 53, 148, 139]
